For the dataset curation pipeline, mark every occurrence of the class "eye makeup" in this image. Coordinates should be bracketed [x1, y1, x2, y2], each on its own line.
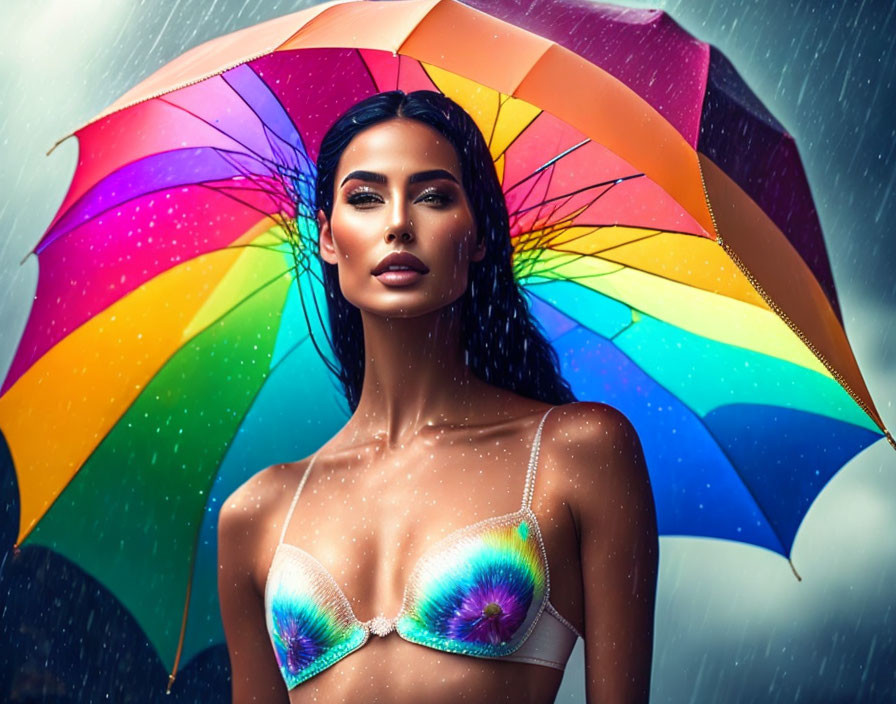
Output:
[344, 185, 455, 208]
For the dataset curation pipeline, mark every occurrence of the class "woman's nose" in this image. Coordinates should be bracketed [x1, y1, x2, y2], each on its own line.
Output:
[384, 197, 414, 243]
[385, 230, 414, 243]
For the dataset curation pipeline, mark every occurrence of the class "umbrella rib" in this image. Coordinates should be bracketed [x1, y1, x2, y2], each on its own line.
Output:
[508, 173, 635, 255]
[530, 256, 624, 280]
[514, 159, 622, 279]
[524, 244, 777, 317]
[513, 173, 643, 217]
[195, 181, 294, 240]
[483, 101, 544, 164]
[203, 183, 296, 226]
[227, 61, 311, 159]
[560, 222, 700, 239]
[273, 167, 339, 383]
[42, 66, 315, 255]
[412, 62, 545, 164]
[204, 151, 297, 217]
[212, 64, 318, 175]
[520, 264, 625, 283]
[607, 316, 637, 342]
[590, 228, 664, 252]
[209, 176, 290, 218]
[509, 155, 574, 235]
[354, 48, 384, 93]
[515, 156, 571, 280]
[292, 250, 327, 289]
[698, 157, 888, 440]
[512, 179, 656, 281]
[264, 132, 318, 212]
[514, 217, 675, 280]
[210, 145, 282, 178]
[219, 84, 319, 217]
[518, 223, 704, 262]
[50, 1, 326, 145]
[223, 242, 291, 254]
[571, 231, 750, 287]
[290, 262, 341, 382]
[36, 146, 298, 256]
[526, 246, 826, 390]
[528, 225, 669, 264]
[554, 228, 667, 259]
[513, 148, 573, 279]
[503, 138, 592, 194]
[210, 69, 318, 184]
[507, 163, 555, 240]
[526, 287, 789, 557]
[206, 142, 316, 224]
[677, 411, 789, 557]
[155, 95, 301, 175]
[484, 91, 505, 151]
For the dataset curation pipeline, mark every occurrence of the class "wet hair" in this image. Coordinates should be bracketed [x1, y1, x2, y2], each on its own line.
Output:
[313, 89, 576, 412]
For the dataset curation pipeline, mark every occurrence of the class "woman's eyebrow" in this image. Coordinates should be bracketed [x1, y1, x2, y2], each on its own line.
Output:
[339, 169, 459, 188]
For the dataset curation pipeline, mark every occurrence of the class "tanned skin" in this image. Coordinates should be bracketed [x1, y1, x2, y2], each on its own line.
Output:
[218, 118, 658, 703]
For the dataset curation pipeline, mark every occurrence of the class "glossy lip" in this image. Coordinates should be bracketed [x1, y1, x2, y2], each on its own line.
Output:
[371, 251, 430, 276]
[374, 270, 425, 287]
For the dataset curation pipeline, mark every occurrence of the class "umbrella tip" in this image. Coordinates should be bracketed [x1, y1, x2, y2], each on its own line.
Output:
[788, 558, 802, 582]
[166, 672, 175, 694]
[884, 429, 896, 453]
[46, 134, 74, 157]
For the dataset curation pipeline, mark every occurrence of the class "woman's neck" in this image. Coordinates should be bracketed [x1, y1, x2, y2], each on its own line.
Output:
[350, 303, 485, 448]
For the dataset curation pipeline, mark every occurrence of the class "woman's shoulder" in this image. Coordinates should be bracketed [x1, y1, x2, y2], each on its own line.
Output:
[217, 456, 320, 592]
[543, 401, 650, 508]
[549, 400, 640, 443]
[217, 457, 315, 537]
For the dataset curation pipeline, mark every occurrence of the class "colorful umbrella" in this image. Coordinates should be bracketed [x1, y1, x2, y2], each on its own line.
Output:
[2, 0, 892, 691]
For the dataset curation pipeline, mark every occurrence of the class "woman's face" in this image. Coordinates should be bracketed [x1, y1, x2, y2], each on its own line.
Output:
[317, 118, 485, 318]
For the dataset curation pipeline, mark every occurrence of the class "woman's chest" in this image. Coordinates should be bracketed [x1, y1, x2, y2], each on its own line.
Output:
[262, 460, 583, 634]
[263, 490, 578, 701]
[258, 420, 585, 630]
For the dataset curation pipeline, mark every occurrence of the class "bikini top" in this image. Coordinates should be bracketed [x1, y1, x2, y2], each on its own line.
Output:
[264, 406, 581, 690]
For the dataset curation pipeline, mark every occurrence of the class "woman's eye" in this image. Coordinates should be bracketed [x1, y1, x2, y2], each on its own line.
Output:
[418, 191, 452, 206]
[347, 192, 381, 207]
[345, 189, 453, 208]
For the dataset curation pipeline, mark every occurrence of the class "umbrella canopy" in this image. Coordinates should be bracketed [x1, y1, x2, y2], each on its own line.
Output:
[1, 0, 891, 689]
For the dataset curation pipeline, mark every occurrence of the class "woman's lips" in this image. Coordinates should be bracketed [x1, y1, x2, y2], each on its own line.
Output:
[374, 269, 426, 286]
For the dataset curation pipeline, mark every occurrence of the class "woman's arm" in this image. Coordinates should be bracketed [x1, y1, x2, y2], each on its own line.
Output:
[218, 477, 290, 704]
[565, 402, 659, 704]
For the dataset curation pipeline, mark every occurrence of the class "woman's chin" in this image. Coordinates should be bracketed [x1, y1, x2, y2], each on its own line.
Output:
[355, 294, 465, 321]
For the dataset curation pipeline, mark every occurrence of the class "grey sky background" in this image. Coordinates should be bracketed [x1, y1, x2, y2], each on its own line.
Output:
[1, 1, 893, 702]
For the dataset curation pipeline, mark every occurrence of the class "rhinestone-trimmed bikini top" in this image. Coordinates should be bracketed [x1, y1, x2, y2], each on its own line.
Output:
[264, 406, 581, 689]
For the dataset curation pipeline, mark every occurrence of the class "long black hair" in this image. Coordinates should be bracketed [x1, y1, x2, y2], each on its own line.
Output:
[313, 89, 576, 413]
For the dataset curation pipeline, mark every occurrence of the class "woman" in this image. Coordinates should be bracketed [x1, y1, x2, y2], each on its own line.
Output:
[218, 90, 658, 704]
